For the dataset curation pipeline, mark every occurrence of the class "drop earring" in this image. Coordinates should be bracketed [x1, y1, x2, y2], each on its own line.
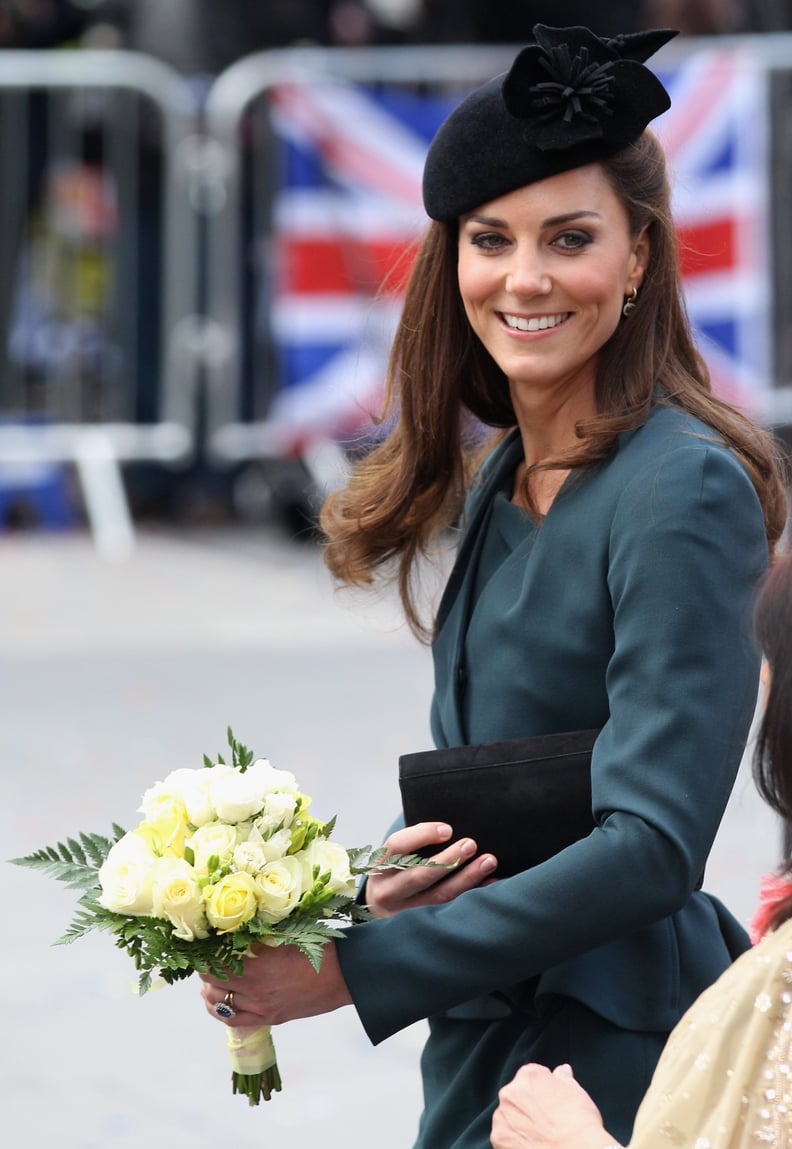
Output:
[622, 285, 639, 317]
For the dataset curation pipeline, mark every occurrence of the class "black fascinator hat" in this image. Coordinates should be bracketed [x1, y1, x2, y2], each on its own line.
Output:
[422, 24, 677, 221]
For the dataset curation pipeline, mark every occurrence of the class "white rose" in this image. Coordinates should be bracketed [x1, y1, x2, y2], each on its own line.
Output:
[98, 832, 158, 915]
[152, 857, 209, 941]
[187, 821, 240, 871]
[207, 765, 267, 824]
[300, 839, 356, 898]
[256, 791, 298, 836]
[247, 758, 299, 797]
[254, 857, 305, 924]
[241, 823, 292, 863]
[233, 839, 271, 875]
[105, 830, 156, 863]
[261, 827, 293, 861]
[171, 768, 216, 827]
[206, 759, 298, 824]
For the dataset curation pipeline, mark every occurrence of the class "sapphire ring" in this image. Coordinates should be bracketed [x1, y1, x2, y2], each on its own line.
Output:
[214, 991, 236, 1020]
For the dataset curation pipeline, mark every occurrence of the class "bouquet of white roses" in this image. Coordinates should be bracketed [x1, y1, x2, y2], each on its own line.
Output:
[12, 729, 431, 1106]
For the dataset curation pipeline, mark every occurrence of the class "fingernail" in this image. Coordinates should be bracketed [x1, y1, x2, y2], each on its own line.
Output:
[436, 824, 452, 839]
[459, 839, 476, 859]
[479, 856, 497, 875]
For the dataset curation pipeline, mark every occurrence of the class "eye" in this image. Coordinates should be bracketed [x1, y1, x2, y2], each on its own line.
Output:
[552, 230, 593, 252]
[469, 231, 510, 252]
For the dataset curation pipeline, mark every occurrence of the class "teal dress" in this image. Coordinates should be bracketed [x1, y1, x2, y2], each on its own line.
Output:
[337, 404, 768, 1149]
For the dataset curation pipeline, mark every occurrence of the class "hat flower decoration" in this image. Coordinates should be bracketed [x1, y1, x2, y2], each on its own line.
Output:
[519, 40, 616, 134]
[502, 25, 675, 151]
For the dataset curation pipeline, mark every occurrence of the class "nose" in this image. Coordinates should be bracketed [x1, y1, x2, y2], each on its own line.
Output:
[505, 245, 552, 296]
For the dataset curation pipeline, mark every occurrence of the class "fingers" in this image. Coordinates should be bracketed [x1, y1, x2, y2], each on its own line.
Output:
[366, 824, 498, 917]
[421, 847, 498, 903]
[381, 821, 454, 857]
[382, 822, 497, 880]
[200, 979, 261, 1028]
[504, 1063, 554, 1093]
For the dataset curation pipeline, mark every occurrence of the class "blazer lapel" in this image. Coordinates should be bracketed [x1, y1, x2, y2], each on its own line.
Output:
[432, 431, 524, 746]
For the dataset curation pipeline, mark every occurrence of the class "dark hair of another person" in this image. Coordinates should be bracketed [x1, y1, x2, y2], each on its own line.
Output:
[320, 131, 789, 640]
[752, 554, 792, 929]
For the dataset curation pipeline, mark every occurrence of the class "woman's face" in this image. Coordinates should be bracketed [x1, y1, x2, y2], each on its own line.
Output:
[457, 163, 649, 405]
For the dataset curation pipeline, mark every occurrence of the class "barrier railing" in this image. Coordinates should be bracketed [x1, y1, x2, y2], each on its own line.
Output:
[200, 46, 519, 495]
[2, 38, 792, 553]
[0, 50, 197, 557]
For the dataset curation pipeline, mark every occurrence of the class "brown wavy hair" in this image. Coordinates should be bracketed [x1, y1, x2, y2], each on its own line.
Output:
[320, 131, 789, 639]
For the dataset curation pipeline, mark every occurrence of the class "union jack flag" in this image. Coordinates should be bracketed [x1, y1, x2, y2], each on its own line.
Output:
[267, 46, 771, 441]
[655, 48, 770, 413]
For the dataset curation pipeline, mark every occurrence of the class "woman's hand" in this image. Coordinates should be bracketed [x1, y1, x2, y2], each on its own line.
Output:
[364, 822, 497, 919]
[491, 1064, 617, 1149]
[200, 940, 352, 1028]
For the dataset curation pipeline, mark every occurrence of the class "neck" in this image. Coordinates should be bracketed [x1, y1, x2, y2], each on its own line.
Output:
[510, 376, 597, 467]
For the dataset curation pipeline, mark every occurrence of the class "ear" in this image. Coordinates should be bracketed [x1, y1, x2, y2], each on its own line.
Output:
[627, 226, 651, 291]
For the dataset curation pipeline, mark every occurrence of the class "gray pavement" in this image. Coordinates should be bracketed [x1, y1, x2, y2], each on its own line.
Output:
[0, 525, 782, 1149]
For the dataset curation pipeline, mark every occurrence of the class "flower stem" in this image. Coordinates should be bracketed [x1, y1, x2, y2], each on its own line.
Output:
[231, 1064, 283, 1105]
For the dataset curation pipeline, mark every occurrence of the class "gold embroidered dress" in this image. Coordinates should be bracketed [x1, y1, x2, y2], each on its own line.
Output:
[630, 919, 792, 1149]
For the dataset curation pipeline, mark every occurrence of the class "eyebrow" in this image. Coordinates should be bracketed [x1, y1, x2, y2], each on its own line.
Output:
[464, 210, 602, 228]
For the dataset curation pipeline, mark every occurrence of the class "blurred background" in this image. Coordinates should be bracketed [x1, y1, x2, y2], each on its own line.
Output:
[2, 2, 791, 1147]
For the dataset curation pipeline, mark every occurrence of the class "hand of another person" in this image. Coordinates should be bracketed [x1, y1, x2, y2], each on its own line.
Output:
[491, 1064, 618, 1149]
[200, 939, 352, 1029]
[364, 822, 497, 919]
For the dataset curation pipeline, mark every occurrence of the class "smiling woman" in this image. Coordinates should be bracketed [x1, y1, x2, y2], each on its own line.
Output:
[456, 165, 649, 469]
[201, 23, 789, 1149]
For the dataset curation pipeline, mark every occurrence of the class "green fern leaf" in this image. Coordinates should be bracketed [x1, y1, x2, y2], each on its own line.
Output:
[54, 910, 103, 945]
[66, 837, 87, 865]
[80, 831, 115, 867]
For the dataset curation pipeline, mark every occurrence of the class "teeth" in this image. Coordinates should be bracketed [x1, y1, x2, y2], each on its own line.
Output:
[503, 312, 568, 332]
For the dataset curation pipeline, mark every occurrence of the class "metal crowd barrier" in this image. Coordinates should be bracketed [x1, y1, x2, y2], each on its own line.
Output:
[200, 46, 520, 499]
[3, 38, 792, 554]
[0, 50, 197, 557]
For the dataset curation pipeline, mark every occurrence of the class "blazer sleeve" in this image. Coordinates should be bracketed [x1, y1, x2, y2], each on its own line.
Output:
[337, 441, 768, 1044]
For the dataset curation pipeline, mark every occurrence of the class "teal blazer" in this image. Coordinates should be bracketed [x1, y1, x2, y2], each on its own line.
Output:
[338, 404, 767, 1046]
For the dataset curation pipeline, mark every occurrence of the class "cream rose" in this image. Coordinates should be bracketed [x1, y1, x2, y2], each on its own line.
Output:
[254, 857, 305, 924]
[98, 832, 158, 915]
[152, 858, 210, 941]
[187, 821, 239, 872]
[136, 793, 190, 857]
[300, 839, 356, 898]
[204, 871, 259, 932]
[140, 768, 215, 828]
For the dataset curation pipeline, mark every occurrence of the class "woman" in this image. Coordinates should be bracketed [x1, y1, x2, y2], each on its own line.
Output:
[490, 554, 792, 1149]
[200, 24, 788, 1148]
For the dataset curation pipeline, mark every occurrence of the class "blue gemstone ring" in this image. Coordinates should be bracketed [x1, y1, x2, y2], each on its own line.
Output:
[214, 991, 236, 1020]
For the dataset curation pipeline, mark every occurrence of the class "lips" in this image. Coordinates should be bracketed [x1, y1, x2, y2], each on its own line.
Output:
[501, 312, 571, 332]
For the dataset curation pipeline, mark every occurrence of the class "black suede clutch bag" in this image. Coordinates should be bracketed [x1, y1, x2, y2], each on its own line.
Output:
[399, 728, 600, 879]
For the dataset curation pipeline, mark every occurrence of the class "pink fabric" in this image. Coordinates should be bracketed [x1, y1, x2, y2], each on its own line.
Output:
[749, 871, 792, 944]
